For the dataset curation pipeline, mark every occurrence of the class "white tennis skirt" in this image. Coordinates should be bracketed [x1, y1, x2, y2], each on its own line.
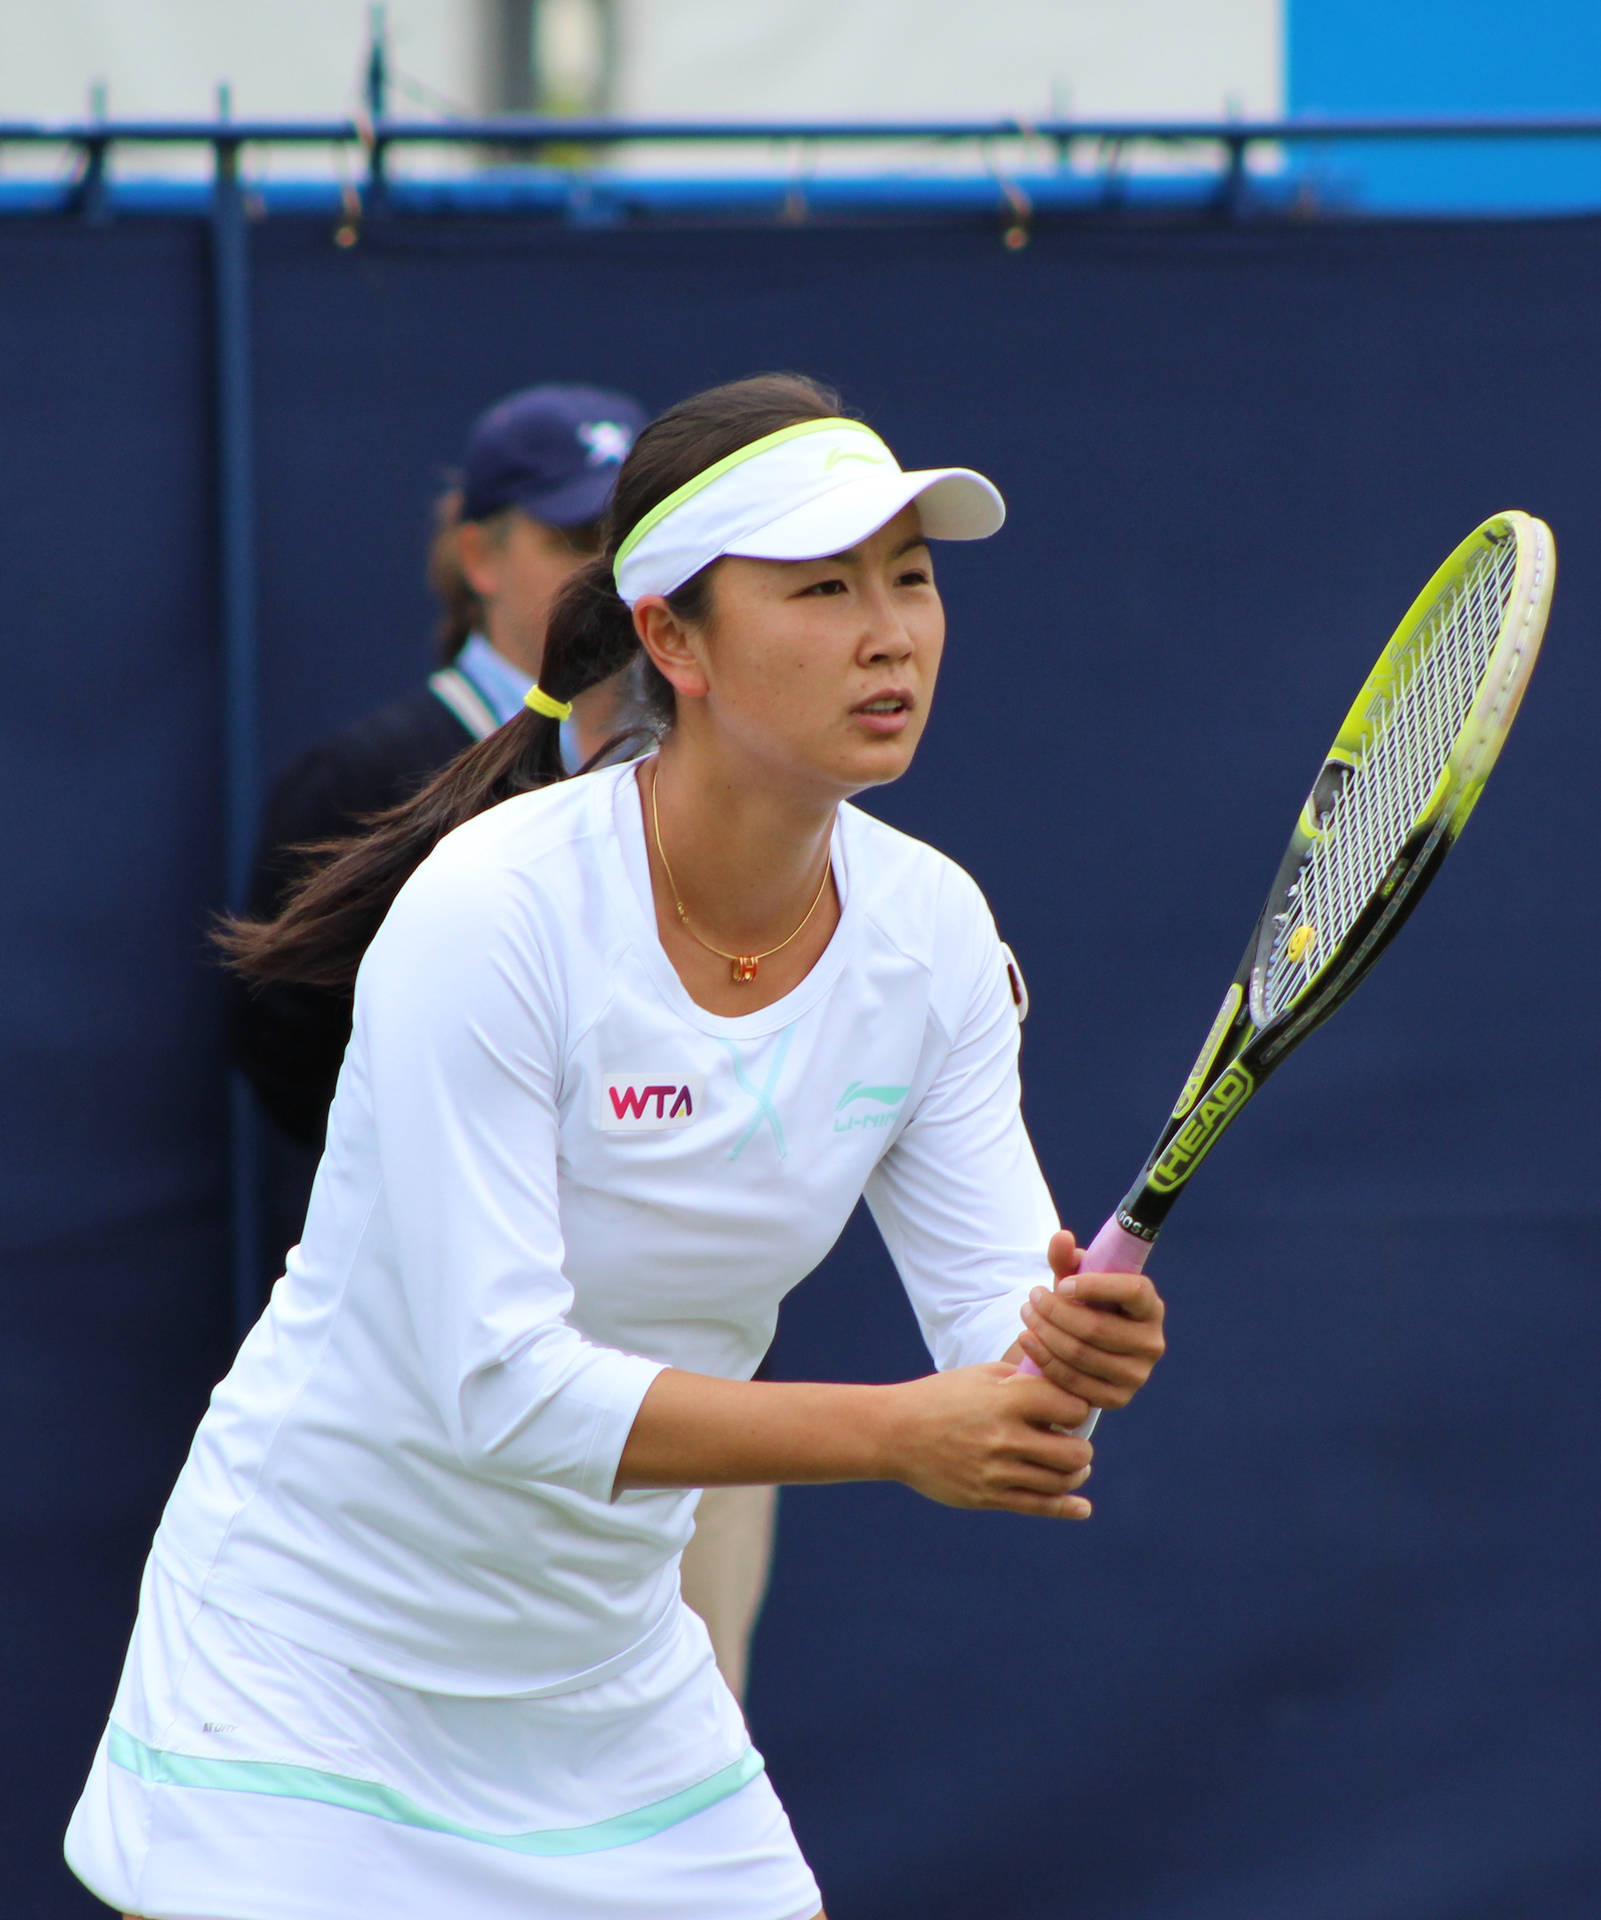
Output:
[65, 1558, 820, 1920]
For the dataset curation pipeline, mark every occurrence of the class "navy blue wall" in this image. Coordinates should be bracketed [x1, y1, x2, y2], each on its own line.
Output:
[4, 207, 1600, 1917]
[0, 220, 237, 1919]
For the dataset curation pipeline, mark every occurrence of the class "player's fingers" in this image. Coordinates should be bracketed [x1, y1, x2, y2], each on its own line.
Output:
[1070, 1270, 1165, 1322]
[1023, 1295, 1162, 1374]
[1006, 1373, 1094, 1433]
[1019, 1338, 1146, 1409]
[1031, 1290, 1167, 1359]
[1012, 1431, 1094, 1479]
[1001, 1459, 1092, 1496]
[994, 1488, 1093, 1520]
[1047, 1229, 1081, 1281]
[1010, 1407, 1095, 1457]
[1020, 1323, 1130, 1388]
[1018, 1331, 1143, 1402]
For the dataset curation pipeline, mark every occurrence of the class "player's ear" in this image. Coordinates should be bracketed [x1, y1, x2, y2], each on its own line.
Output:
[634, 595, 710, 702]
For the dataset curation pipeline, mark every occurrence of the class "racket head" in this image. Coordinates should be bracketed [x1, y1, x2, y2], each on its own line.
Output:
[1115, 510, 1554, 1241]
[1250, 510, 1554, 1033]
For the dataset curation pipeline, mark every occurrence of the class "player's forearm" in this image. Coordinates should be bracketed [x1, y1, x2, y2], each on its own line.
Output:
[613, 1369, 897, 1492]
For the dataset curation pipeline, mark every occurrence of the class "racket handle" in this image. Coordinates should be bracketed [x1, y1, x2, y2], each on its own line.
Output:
[1014, 1214, 1153, 1438]
[1079, 1214, 1155, 1277]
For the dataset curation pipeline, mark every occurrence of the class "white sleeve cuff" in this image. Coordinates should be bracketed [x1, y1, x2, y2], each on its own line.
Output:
[458, 1341, 669, 1505]
[582, 1353, 670, 1505]
[947, 1279, 1038, 1371]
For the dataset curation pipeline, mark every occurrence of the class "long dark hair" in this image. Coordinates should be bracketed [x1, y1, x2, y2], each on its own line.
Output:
[219, 372, 845, 991]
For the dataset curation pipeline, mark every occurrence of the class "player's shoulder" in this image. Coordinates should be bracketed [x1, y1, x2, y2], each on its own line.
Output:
[404, 762, 621, 934]
[444, 762, 616, 864]
[840, 803, 998, 965]
[368, 770, 624, 1012]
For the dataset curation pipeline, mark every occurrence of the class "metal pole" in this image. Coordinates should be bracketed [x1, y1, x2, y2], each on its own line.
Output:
[72, 81, 110, 223]
[211, 86, 264, 1345]
[364, 3, 389, 208]
[365, 4, 388, 119]
[1221, 135, 1249, 221]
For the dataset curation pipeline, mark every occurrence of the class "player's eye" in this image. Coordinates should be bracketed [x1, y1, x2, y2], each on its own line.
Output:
[896, 565, 932, 588]
[796, 577, 848, 597]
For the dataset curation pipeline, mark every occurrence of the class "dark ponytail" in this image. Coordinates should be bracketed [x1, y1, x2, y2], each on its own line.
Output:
[219, 372, 846, 991]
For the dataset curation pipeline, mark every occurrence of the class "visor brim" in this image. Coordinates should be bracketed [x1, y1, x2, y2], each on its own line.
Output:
[722, 466, 1004, 563]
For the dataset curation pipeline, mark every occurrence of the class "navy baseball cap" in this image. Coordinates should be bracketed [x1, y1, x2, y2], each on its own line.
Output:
[459, 383, 649, 527]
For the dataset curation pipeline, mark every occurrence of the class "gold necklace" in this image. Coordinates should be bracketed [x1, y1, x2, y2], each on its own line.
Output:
[649, 766, 833, 984]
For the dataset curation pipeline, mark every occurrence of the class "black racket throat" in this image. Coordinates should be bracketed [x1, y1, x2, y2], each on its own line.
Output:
[1114, 807, 1455, 1244]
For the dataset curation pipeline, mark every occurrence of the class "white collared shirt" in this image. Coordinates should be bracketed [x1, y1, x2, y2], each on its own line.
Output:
[451, 632, 532, 727]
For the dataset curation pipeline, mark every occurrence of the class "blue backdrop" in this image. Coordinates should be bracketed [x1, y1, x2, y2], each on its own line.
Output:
[1289, 0, 1601, 210]
[3, 204, 1599, 1918]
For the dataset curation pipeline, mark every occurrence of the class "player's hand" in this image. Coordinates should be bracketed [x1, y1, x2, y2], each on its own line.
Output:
[882, 1363, 1094, 1518]
[1016, 1230, 1166, 1411]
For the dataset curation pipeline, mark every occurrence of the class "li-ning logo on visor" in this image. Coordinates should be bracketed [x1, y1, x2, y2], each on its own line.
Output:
[596, 1073, 704, 1131]
[823, 443, 893, 472]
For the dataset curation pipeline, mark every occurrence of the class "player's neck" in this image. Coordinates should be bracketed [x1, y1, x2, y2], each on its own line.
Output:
[640, 745, 839, 954]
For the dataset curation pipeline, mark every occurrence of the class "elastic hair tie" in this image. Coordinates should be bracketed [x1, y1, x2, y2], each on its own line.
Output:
[524, 685, 573, 722]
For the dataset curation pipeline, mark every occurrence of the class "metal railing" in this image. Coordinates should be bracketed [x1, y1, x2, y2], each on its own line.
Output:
[9, 109, 1601, 154]
[6, 112, 1601, 223]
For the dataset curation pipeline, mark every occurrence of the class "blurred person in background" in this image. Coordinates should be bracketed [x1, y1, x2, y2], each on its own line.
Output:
[236, 383, 650, 1153]
[233, 381, 776, 1703]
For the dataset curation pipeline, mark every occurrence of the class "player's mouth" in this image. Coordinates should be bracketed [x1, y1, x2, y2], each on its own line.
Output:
[850, 689, 915, 735]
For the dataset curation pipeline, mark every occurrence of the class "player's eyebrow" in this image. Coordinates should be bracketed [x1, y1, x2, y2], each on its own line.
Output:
[816, 533, 931, 564]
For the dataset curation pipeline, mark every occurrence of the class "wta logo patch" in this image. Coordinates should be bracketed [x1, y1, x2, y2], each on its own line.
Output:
[596, 1073, 704, 1131]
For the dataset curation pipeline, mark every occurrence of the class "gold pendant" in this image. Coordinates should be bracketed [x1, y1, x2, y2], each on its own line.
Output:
[731, 956, 759, 983]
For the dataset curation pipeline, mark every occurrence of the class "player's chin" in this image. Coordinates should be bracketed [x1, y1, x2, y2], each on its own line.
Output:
[836, 717, 927, 787]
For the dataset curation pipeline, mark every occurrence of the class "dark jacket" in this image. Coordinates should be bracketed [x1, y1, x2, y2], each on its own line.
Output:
[234, 684, 475, 1147]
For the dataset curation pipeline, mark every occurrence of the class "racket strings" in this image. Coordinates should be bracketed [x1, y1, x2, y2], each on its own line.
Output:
[1259, 530, 1520, 1018]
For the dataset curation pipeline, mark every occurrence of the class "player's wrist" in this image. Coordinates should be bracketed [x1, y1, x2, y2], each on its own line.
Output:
[859, 1382, 915, 1486]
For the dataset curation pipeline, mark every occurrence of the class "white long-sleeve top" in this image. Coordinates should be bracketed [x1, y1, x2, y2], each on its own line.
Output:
[154, 761, 1061, 1695]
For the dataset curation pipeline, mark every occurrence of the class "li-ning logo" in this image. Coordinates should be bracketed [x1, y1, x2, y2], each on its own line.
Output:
[823, 443, 892, 472]
[596, 1073, 704, 1132]
[833, 1081, 910, 1135]
[1147, 1062, 1254, 1193]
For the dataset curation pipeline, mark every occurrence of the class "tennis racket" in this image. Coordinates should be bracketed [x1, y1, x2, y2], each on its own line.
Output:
[1026, 508, 1555, 1376]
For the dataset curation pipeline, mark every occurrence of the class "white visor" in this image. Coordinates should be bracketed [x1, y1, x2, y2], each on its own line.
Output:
[613, 417, 1005, 606]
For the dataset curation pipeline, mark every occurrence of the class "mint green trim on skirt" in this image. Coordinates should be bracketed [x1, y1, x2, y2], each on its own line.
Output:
[107, 1723, 766, 1858]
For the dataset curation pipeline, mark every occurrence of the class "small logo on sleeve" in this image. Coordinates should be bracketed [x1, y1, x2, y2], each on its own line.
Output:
[596, 1073, 704, 1131]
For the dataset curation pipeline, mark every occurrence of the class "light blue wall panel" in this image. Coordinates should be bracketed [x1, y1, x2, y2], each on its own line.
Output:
[1290, 0, 1601, 209]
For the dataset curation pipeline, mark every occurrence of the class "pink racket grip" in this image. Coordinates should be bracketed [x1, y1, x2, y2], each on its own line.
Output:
[1014, 1214, 1153, 1438]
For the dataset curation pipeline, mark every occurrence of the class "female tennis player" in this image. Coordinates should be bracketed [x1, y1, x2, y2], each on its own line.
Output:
[66, 373, 1166, 1920]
